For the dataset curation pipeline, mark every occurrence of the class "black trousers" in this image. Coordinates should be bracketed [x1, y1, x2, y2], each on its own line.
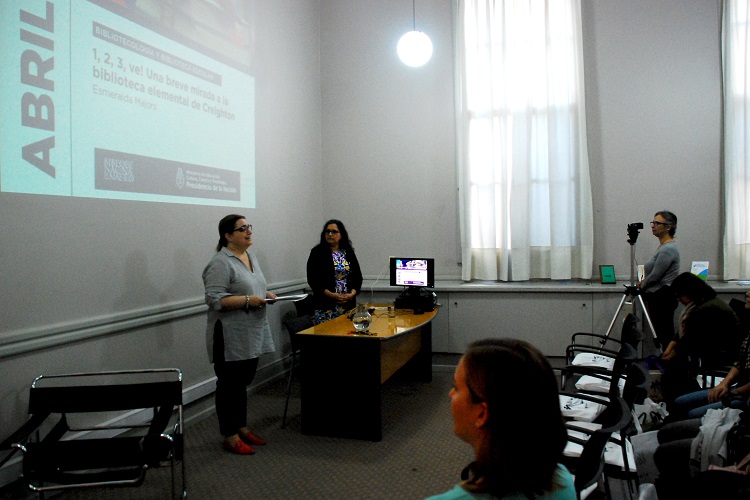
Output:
[213, 320, 260, 437]
[654, 418, 701, 499]
[656, 418, 750, 498]
[644, 286, 678, 350]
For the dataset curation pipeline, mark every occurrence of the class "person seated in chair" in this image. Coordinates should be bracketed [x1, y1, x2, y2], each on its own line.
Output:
[653, 292, 750, 498]
[668, 328, 750, 420]
[660, 273, 741, 406]
[426, 339, 575, 500]
[662, 290, 749, 422]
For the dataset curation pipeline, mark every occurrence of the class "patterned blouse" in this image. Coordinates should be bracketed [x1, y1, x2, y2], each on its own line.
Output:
[313, 250, 352, 324]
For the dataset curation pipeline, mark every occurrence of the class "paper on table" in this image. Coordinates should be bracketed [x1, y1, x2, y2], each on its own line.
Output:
[265, 293, 308, 304]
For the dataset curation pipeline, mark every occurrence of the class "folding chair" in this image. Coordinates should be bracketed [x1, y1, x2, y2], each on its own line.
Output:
[281, 314, 314, 427]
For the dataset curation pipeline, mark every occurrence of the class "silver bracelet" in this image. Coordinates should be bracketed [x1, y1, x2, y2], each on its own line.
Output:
[244, 295, 250, 311]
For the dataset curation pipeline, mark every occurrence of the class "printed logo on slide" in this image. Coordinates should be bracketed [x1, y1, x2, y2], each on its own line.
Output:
[176, 168, 185, 189]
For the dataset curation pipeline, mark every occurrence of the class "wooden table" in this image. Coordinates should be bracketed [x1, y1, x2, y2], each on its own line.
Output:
[296, 306, 437, 441]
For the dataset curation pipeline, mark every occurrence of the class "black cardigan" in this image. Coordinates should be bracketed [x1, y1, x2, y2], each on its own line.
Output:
[306, 244, 363, 312]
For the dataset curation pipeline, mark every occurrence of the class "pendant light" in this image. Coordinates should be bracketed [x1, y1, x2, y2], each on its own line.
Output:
[397, 0, 432, 67]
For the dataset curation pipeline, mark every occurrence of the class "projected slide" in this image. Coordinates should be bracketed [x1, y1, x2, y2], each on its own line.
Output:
[0, 0, 256, 207]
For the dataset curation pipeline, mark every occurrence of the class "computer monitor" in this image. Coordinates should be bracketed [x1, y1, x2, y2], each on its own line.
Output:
[389, 257, 435, 289]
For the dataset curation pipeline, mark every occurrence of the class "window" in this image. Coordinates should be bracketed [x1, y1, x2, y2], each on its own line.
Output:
[455, 0, 593, 281]
[723, 0, 750, 279]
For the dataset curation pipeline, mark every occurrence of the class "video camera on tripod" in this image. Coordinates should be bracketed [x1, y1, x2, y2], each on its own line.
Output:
[601, 221, 659, 351]
[627, 222, 643, 244]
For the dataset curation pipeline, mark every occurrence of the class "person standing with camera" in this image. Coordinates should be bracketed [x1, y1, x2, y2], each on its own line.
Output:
[639, 210, 680, 350]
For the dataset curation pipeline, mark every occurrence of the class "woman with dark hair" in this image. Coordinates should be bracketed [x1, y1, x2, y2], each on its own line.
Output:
[652, 292, 750, 499]
[639, 210, 681, 350]
[427, 339, 575, 499]
[306, 219, 363, 324]
[660, 273, 742, 412]
[203, 214, 277, 455]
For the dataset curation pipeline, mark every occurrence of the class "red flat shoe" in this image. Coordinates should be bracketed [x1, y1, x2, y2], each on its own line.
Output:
[239, 429, 266, 446]
[223, 438, 255, 455]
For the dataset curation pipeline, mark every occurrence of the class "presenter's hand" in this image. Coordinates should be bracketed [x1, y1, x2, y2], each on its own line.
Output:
[248, 295, 267, 308]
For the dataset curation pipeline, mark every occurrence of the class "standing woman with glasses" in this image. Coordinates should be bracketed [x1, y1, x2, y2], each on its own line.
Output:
[307, 219, 363, 324]
[639, 210, 681, 351]
[203, 214, 277, 455]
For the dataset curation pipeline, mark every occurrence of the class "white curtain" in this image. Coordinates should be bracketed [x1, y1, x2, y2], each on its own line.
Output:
[455, 0, 593, 281]
[723, 0, 750, 280]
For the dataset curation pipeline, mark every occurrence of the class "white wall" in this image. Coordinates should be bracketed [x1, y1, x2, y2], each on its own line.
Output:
[583, 0, 723, 277]
[320, 0, 460, 280]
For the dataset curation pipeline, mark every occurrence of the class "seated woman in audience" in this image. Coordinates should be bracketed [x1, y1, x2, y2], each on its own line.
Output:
[654, 290, 750, 498]
[660, 272, 741, 405]
[426, 339, 575, 500]
[669, 330, 750, 419]
[668, 290, 750, 420]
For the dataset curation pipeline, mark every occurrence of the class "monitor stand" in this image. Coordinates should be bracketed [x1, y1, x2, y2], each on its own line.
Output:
[394, 287, 434, 314]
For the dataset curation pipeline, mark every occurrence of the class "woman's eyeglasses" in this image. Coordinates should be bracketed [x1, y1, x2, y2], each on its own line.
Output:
[324, 229, 340, 235]
[650, 221, 670, 226]
[232, 224, 252, 232]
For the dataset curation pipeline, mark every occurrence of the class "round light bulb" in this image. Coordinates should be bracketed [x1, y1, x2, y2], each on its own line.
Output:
[397, 30, 433, 67]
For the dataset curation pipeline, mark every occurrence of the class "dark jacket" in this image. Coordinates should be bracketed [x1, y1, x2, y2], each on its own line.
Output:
[306, 244, 363, 312]
[677, 297, 742, 370]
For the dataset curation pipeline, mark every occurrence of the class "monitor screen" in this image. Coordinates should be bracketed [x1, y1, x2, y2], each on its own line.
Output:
[390, 258, 435, 288]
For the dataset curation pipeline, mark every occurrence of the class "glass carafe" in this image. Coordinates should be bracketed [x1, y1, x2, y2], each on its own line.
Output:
[352, 303, 372, 333]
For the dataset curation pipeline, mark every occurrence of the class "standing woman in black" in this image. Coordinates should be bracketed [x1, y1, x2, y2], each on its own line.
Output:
[306, 219, 363, 324]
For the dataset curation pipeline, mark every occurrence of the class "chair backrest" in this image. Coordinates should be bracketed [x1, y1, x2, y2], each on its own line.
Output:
[621, 313, 644, 349]
[293, 295, 315, 317]
[29, 369, 182, 414]
[621, 362, 650, 410]
[283, 315, 314, 350]
[607, 343, 636, 394]
[574, 429, 609, 497]
[566, 396, 631, 498]
[595, 395, 632, 434]
[283, 315, 314, 335]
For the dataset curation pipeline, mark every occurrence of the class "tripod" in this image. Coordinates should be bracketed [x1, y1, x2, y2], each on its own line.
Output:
[602, 224, 659, 351]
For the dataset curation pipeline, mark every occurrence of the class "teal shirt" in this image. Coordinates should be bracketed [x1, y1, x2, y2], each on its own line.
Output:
[425, 465, 576, 500]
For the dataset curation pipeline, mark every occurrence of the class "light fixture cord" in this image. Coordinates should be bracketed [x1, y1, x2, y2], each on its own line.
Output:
[412, 0, 416, 30]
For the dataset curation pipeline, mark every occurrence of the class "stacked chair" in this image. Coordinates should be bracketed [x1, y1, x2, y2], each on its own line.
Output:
[563, 313, 642, 384]
[573, 428, 614, 499]
[565, 397, 632, 499]
[559, 314, 650, 499]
